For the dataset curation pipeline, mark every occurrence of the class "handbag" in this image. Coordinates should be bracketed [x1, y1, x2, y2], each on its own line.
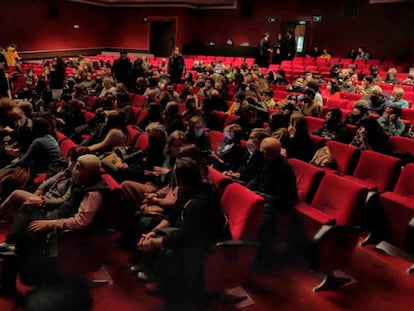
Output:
[310, 146, 335, 167]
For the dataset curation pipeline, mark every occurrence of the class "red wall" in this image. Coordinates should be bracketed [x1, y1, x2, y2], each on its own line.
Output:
[0, 0, 108, 51]
[1, 0, 414, 62]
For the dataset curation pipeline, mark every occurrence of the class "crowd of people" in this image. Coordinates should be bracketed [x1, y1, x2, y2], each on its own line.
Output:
[0, 46, 412, 308]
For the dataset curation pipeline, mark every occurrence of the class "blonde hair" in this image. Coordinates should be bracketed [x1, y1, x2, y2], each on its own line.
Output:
[392, 87, 404, 99]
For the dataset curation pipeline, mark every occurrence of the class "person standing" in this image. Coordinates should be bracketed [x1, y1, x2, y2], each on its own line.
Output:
[272, 33, 283, 64]
[282, 31, 296, 60]
[49, 57, 65, 100]
[259, 33, 272, 68]
[4, 44, 21, 67]
[168, 47, 185, 84]
[112, 50, 132, 84]
[0, 58, 11, 98]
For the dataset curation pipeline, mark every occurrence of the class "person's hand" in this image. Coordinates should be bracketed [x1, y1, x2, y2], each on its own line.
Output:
[389, 114, 397, 123]
[3, 136, 11, 142]
[24, 196, 44, 206]
[137, 231, 157, 248]
[153, 166, 170, 175]
[226, 171, 240, 180]
[288, 124, 296, 137]
[138, 237, 154, 252]
[3, 126, 13, 134]
[29, 220, 53, 232]
[142, 205, 163, 215]
[323, 135, 332, 140]
[116, 162, 128, 169]
[34, 189, 43, 197]
[280, 148, 287, 157]
[55, 118, 65, 125]
[144, 170, 158, 177]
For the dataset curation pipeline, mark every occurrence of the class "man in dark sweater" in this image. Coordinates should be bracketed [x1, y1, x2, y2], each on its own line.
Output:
[112, 50, 132, 84]
[247, 137, 298, 267]
[138, 157, 228, 301]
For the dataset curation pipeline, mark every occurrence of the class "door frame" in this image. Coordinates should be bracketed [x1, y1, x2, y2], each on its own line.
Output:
[147, 16, 178, 55]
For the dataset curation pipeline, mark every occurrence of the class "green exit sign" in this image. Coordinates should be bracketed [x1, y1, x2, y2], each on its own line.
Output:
[313, 16, 322, 22]
[298, 20, 307, 25]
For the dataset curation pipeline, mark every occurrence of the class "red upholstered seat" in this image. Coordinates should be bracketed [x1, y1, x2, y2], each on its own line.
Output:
[326, 98, 349, 109]
[306, 116, 325, 133]
[223, 114, 240, 127]
[135, 109, 148, 126]
[325, 140, 360, 175]
[401, 108, 414, 124]
[207, 166, 233, 194]
[344, 150, 401, 192]
[288, 158, 324, 204]
[126, 125, 141, 146]
[213, 111, 227, 130]
[310, 134, 326, 149]
[339, 92, 363, 101]
[56, 131, 68, 145]
[82, 109, 96, 123]
[60, 139, 78, 158]
[131, 94, 146, 107]
[389, 136, 414, 160]
[209, 131, 225, 154]
[134, 133, 149, 151]
[393, 163, 414, 198]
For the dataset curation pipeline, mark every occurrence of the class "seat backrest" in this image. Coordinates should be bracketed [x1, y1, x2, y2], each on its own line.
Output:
[352, 150, 401, 192]
[207, 166, 233, 194]
[220, 183, 264, 241]
[126, 125, 141, 146]
[56, 131, 68, 145]
[305, 116, 325, 133]
[134, 133, 149, 151]
[135, 108, 148, 126]
[209, 131, 225, 154]
[213, 111, 227, 130]
[326, 140, 360, 175]
[60, 139, 78, 158]
[82, 109, 96, 123]
[311, 174, 368, 226]
[401, 108, 414, 123]
[131, 94, 147, 108]
[326, 98, 349, 109]
[339, 92, 363, 102]
[393, 163, 414, 199]
[389, 136, 414, 160]
[224, 114, 240, 127]
[288, 158, 324, 203]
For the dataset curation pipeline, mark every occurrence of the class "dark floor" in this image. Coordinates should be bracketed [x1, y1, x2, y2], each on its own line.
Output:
[2, 228, 414, 311]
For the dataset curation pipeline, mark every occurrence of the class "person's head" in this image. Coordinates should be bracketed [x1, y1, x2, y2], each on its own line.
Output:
[325, 108, 342, 124]
[184, 96, 197, 112]
[188, 116, 204, 138]
[241, 105, 258, 124]
[282, 103, 296, 116]
[289, 113, 309, 138]
[371, 85, 383, 99]
[302, 88, 316, 104]
[369, 65, 379, 76]
[105, 112, 125, 131]
[352, 100, 369, 116]
[234, 91, 246, 106]
[260, 137, 281, 162]
[71, 154, 101, 185]
[248, 128, 269, 152]
[363, 75, 374, 87]
[177, 144, 208, 178]
[18, 101, 33, 119]
[383, 104, 402, 119]
[32, 117, 50, 137]
[307, 80, 320, 93]
[103, 77, 115, 90]
[165, 101, 180, 118]
[205, 78, 214, 89]
[264, 33, 270, 40]
[269, 113, 285, 132]
[327, 80, 341, 94]
[358, 47, 365, 54]
[173, 46, 180, 55]
[388, 68, 398, 79]
[120, 50, 128, 58]
[8, 107, 26, 125]
[223, 124, 243, 143]
[391, 87, 404, 101]
[174, 157, 202, 192]
[68, 99, 84, 114]
[164, 130, 188, 157]
[146, 122, 167, 150]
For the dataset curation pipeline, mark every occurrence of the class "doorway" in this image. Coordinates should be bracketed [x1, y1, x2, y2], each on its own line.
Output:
[149, 19, 175, 57]
[280, 21, 309, 55]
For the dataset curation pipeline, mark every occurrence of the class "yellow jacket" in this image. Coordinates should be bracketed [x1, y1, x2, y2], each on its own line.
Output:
[4, 47, 21, 67]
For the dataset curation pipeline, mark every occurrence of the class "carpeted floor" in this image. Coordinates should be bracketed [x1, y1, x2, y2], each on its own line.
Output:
[2, 226, 414, 311]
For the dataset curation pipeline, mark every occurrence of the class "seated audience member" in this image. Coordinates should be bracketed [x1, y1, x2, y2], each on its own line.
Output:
[384, 68, 400, 85]
[197, 77, 214, 98]
[356, 75, 375, 95]
[113, 122, 167, 183]
[326, 79, 341, 96]
[227, 91, 249, 116]
[165, 85, 180, 104]
[143, 78, 161, 99]
[225, 128, 268, 184]
[268, 113, 288, 146]
[10, 117, 60, 176]
[350, 118, 391, 154]
[281, 103, 298, 128]
[402, 73, 414, 86]
[235, 105, 265, 140]
[313, 108, 349, 143]
[0, 106, 33, 169]
[0, 155, 75, 222]
[362, 85, 389, 116]
[300, 89, 322, 118]
[164, 101, 185, 134]
[58, 99, 87, 141]
[369, 65, 382, 83]
[307, 80, 323, 106]
[99, 77, 117, 98]
[263, 89, 276, 109]
[329, 64, 341, 79]
[138, 102, 164, 130]
[377, 105, 406, 136]
[273, 69, 288, 85]
[203, 89, 228, 112]
[247, 137, 298, 267]
[345, 100, 370, 125]
[210, 124, 246, 172]
[340, 76, 356, 93]
[245, 88, 269, 121]
[389, 87, 409, 108]
[0, 155, 108, 291]
[356, 47, 370, 61]
[186, 116, 212, 156]
[285, 113, 314, 162]
[80, 112, 128, 154]
[137, 157, 229, 301]
[182, 96, 202, 122]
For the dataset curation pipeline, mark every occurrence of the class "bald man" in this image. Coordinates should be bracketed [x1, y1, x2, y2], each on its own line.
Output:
[247, 137, 298, 268]
[0, 155, 109, 292]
